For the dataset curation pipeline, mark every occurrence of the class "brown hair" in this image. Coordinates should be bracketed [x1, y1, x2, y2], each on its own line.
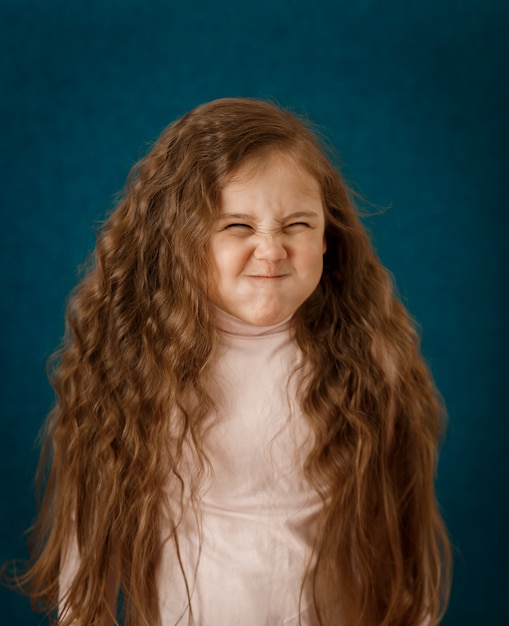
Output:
[4, 98, 451, 625]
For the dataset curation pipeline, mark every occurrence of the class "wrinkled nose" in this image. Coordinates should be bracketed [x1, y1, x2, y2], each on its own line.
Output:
[253, 235, 288, 263]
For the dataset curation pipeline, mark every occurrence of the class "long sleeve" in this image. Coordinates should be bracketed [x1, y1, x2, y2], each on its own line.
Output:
[58, 530, 119, 625]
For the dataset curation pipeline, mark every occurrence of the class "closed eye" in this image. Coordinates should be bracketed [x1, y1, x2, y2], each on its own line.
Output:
[284, 222, 311, 231]
[223, 223, 254, 232]
[221, 222, 312, 234]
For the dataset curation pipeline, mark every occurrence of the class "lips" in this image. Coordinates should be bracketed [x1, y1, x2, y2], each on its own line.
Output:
[248, 274, 288, 279]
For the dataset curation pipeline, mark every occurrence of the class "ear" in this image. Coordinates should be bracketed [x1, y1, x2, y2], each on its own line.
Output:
[322, 234, 327, 254]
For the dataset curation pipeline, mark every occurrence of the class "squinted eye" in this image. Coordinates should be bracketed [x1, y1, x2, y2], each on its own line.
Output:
[224, 223, 253, 232]
[284, 222, 311, 230]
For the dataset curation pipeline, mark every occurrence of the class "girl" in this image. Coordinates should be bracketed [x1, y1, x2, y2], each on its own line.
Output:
[8, 98, 451, 625]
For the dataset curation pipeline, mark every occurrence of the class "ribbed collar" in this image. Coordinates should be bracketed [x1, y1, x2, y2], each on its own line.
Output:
[214, 307, 292, 337]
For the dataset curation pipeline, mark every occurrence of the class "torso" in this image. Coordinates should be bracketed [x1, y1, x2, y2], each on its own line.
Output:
[157, 310, 324, 625]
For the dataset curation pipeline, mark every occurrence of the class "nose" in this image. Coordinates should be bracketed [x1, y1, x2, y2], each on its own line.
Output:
[253, 234, 288, 263]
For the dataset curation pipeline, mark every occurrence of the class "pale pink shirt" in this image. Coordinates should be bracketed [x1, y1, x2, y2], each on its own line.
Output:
[158, 309, 324, 625]
[60, 310, 326, 625]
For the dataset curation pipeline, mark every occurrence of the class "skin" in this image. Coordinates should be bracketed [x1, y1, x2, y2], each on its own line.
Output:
[209, 155, 327, 326]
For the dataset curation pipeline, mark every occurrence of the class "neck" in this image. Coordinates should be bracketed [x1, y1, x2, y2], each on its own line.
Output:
[213, 306, 292, 337]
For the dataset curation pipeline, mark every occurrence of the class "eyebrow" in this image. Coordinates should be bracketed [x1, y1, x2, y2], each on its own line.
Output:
[217, 211, 320, 222]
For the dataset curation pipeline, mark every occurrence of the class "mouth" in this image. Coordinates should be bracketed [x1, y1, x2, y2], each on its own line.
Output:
[247, 274, 288, 279]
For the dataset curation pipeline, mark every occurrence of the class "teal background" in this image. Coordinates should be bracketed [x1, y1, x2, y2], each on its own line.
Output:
[1, 0, 507, 623]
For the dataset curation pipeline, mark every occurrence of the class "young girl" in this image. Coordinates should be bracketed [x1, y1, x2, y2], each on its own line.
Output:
[9, 98, 451, 625]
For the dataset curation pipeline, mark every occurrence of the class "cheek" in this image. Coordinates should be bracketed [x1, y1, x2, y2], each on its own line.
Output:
[207, 255, 230, 309]
[210, 241, 248, 284]
[299, 240, 326, 278]
[312, 253, 325, 283]
[208, 243, 225, 291]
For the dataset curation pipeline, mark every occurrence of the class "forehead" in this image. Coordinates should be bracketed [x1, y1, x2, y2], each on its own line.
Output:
[221, 153, 322, 201]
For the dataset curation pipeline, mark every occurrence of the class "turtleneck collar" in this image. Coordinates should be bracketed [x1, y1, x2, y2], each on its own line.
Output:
[213, 306, 293, 337]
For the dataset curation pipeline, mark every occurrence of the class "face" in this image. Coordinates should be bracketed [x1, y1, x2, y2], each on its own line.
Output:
[209, 155, 326, 326]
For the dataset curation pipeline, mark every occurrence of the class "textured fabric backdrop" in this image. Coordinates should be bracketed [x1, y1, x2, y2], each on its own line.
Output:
[1, 0, 507, 624]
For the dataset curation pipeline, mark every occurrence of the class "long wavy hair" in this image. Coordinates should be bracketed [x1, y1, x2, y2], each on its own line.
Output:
[5, 98, 451, 625]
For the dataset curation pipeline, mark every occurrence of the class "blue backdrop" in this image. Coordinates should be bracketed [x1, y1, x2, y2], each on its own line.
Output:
[1, 0, 507, 624]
